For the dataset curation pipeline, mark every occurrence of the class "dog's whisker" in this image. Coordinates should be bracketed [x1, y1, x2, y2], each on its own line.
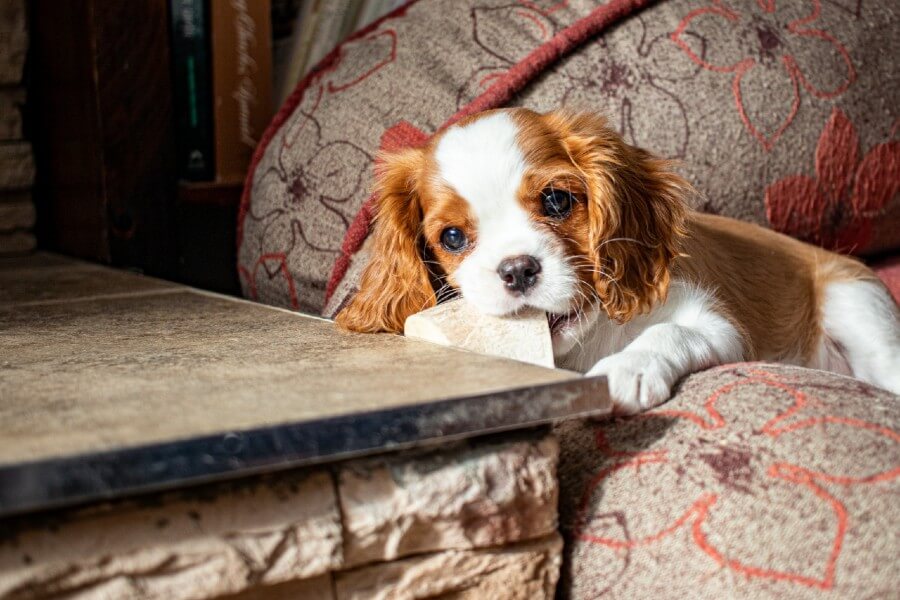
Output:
[597, 236, 658, 249]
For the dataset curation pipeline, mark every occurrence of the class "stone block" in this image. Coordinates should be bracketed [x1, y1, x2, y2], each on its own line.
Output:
[0, 230, 32, 255]
[0, 142, 33, 189]
[0, 191, 34, 231]
[334, 533, 564, 600]
[219, 574, 334, 600]
[0, 471, 342, 600]
[339, 433, 559, 567]
[0, 0, 26, 86]
[0, 88, 24, 141]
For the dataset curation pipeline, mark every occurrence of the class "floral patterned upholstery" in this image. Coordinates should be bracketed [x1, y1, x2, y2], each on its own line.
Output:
[557, 363, 899, 599]
[238, 0, 900, 316]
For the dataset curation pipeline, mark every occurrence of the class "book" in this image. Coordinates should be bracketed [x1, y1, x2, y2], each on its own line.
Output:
[170, 0, 215, 181]
[210, 0, 273, 182]
[0, 87, 24, 140]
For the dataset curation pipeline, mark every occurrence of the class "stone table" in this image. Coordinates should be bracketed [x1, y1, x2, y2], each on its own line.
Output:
[0, 253, 610, 599]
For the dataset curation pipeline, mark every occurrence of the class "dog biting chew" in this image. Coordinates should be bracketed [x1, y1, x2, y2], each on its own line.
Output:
[404, 299, 554, 368]
[338, 108, 900, 413]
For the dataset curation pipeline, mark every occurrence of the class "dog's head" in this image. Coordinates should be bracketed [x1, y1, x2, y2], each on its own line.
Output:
[336, 109, 689, 352]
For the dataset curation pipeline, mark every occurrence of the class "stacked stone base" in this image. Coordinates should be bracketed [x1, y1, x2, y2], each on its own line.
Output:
[0, 431, 561, 599]
[0, 0, 34, 256]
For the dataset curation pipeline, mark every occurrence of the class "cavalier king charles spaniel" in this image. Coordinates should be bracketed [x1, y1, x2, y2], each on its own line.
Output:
[337, 108, 900, 413]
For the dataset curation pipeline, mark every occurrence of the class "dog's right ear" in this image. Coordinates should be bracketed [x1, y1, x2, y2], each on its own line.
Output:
[335, 147, 435, 333]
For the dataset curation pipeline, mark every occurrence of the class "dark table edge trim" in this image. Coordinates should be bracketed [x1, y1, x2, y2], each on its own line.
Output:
[0, 375, 610, 518]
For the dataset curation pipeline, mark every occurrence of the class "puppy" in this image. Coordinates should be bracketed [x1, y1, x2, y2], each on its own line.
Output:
[337, 108, 900, 413]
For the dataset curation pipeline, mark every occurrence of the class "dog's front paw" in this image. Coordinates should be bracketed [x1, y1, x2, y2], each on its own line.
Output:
[587, 350, 679, 415]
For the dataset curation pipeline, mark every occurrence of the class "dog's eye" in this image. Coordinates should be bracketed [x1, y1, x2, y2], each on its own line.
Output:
[440, 227, 468, 252]
[541, 188, 574, 219]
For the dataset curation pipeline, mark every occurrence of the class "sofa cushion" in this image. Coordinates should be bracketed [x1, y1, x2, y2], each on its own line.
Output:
[556, 363, 899, 599]
[237, 0, 900, 316]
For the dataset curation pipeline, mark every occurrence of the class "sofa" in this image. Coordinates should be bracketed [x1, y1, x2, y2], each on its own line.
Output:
[237, 1, 899, 597]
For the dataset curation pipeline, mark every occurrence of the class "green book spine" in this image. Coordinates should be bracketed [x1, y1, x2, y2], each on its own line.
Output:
[170, 0, 214, 181]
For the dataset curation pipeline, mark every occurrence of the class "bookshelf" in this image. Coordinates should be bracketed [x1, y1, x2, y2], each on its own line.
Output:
[29, 0, 181, 280]
[27, 0, 403, 295]
[28, 0, 243, 293]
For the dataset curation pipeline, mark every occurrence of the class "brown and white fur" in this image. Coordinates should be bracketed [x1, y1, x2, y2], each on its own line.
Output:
[337, 108, 900, 413]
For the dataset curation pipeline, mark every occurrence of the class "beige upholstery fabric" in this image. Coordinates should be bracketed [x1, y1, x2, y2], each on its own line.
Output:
[238, 0, 900, 316]
[556, 363, 899, 599]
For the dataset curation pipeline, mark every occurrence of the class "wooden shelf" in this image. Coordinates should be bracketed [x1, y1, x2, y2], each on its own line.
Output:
[175, 181, 242, 295]
[29, 1, 244, 296]
[176, 180, 244, 207]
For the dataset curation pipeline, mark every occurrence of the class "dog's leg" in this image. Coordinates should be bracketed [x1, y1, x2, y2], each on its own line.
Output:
[820, 279, 900, 394]
[586, 284, 745, 414]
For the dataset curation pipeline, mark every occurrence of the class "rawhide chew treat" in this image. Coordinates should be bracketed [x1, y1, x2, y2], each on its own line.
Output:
[403, 299, 554, 368]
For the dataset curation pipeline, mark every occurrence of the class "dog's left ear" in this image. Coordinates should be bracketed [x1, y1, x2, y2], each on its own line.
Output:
[547, 111, 689, 322]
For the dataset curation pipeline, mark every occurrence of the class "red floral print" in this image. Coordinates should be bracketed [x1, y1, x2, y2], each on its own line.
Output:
[574, 365, 900, 591]
[555, 17, 697, 159]
[457, 3, 558, 107]
[238, 252, 299, 309]
[253, 112, 371, 260]
[324, 29, 398, 93]
[672, 0, 856, 151]
[765, 108, 900, 252]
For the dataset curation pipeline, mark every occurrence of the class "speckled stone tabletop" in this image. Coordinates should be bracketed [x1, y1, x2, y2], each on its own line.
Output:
[0, 254, 610, 516]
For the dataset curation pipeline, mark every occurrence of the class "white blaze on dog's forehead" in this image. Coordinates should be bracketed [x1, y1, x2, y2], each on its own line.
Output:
[432, 111, 577, 318]
[433, 112, 528, 225]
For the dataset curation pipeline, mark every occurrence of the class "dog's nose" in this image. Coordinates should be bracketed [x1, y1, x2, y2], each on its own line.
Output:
[497, 255, 541, 294]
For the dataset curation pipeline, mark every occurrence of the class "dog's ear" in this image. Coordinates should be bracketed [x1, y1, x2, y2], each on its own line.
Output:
[547, 111, 689, 323]
[335, 147, 435, 333]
